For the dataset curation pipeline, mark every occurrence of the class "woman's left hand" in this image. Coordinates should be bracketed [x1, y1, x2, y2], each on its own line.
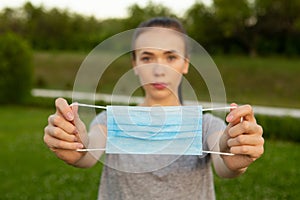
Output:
[219, 103, 264, 172]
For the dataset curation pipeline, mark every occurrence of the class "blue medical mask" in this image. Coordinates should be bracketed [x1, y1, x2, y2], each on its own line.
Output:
[106, 105, 203, 155]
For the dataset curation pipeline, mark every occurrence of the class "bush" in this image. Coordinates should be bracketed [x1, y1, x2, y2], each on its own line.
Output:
[0, 32, 33, 104]
[256, 115, 300, 142]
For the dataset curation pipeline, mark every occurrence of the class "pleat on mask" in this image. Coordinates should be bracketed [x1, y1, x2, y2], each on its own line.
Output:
[106, 105, 202, 155]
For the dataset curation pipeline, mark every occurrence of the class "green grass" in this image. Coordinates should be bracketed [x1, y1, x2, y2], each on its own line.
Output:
[1, 105, 299, 199]
[213, 55, 300, 108]
[0, 106, 102, 199]
[33, 51, 86, 90]
[214, 140, 300, 199]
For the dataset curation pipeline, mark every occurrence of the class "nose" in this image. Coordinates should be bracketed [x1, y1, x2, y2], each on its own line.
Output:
[153, 61, 165, 77]
[153, 64, 165, 77]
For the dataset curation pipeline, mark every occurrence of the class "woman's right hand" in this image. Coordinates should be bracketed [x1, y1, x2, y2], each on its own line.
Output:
[43, 98, 88, 166]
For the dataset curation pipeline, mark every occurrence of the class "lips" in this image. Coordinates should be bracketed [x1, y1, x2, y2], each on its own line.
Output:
[151, 82, 168, 90]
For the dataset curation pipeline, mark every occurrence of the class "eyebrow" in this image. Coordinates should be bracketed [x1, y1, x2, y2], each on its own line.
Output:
[140, 51, 154, 56]
[140, 50, 179, 56]
[164, 50, 178, 55]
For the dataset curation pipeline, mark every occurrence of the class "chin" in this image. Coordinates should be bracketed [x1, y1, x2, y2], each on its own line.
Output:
[150, 90, 176, 101]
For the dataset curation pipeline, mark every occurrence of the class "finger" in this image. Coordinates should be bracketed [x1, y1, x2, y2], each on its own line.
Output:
[44, 133, 84, 150]
[72, 104, 88, 145]
[55, 98, 74, 121]
[226, 104, 256, 123]
[228, 121, 263, 137]
[225, 103, 240, 128]
[48, 114, 77, 135]
[71, 103, 79, 118]
[229, 103, 238, 112]
[230, 145, 264, 158]
[44, 126, 78, 142]
[227, 134, 264, 147]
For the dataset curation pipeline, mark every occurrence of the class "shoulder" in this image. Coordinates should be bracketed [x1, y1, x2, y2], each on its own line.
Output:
[203, 113, 224, 123]
[90, 111, 107, 128]
[202, 113, 226, 133]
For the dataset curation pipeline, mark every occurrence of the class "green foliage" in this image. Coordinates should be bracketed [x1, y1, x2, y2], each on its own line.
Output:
[124, 2, 177, 29]
[21, 2, 103, 51]
[256, 115, 300, 142]
[0, 32, 33, 104]
[2, 1, 300, 55]
[184, 2, 220, 52]
[254, 0, 300, 55]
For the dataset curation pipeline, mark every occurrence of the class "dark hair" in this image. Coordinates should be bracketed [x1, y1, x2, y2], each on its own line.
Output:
[131, 17, 188, 104]
[132, 17, 188, 60]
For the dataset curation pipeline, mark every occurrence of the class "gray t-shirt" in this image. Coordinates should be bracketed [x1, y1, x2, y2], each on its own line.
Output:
[90, 111, 226, 200]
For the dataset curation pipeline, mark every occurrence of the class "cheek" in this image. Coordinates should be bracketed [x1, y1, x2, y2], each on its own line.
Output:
[136, 68, 152, 84]
[172, 73, 183, 87]
[167, 64, 184, 78]
[165, 67, 182, 85]
[175, 60, 188, 73]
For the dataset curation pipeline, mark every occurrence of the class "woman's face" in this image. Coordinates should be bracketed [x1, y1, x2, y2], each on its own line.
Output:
[133, 28, 189, 103]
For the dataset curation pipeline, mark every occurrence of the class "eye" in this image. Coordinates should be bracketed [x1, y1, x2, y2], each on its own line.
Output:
[141, 56, 151, 62]
[167, 55, 177, 62]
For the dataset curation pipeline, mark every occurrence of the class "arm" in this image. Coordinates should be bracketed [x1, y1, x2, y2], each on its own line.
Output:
[208, 131, 246, 178]
[209, 104, 264, 178]
[73, 125, 107, 168]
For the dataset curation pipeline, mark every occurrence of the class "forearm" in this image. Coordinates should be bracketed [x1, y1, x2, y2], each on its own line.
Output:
[73, 125, 107, 168]
[212, 154, 247, 178]
[208, 131, 247, 178]
[73, 151, 99, 168]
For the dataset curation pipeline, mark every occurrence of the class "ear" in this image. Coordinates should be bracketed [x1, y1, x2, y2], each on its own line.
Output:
[182, 58, 189, 74]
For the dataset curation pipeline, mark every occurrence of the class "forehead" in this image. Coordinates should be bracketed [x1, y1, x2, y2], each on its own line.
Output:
[134, 28, 185, 56]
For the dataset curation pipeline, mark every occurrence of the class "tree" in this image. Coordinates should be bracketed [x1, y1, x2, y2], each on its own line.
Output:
[0, 32, 33, 104]
[213, 0, 254, 54]
[124, 2, 177, 30]
[255, 0, 300, 55]
[184, 2, 222, 54]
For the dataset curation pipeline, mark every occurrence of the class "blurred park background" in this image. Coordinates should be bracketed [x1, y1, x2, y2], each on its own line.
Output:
[0, 0, 300, 199]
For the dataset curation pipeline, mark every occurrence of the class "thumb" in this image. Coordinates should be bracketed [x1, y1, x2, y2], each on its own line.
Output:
[72, 103, 80, 121]
[219, 125, 231, 152]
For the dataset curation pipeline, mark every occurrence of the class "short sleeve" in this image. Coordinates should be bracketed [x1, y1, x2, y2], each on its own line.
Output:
[89, 111, 107, 129]
[202, 113, 226, 151]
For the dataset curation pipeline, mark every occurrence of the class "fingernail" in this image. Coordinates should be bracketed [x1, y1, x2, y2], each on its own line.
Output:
[73, 129, 79, 135]
[77, 143, 84, 149]
[67, 112, 74, 120]
[226, 114, 234, 122]
[74, 137, 78, 142]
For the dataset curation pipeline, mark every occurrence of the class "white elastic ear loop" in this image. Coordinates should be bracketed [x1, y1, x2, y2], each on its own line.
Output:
[71, 102, 107, 110]
[76, 148, 234, 156]
[71, 102, 236, 111]
[202, 105, 237, 156]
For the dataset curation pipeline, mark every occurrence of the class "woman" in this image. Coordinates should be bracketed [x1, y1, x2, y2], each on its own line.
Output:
[44, 17, 264, 199]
